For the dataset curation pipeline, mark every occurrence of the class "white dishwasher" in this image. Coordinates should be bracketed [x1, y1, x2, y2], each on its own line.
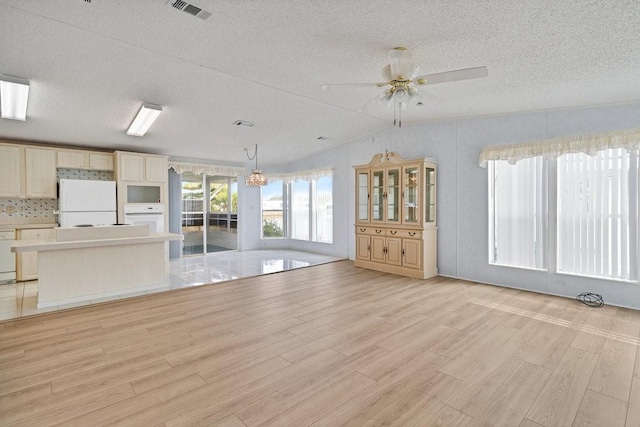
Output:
[0, 229, 16, 283]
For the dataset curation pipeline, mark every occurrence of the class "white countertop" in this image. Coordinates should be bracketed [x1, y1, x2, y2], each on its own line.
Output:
[11, 233, 182, 252]
[0, 222, 57, 230]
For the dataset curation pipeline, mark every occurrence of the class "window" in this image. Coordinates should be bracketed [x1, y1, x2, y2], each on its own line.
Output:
[315, 175, 333, 243]
[291, 180, 310, 240]
[261, 180, 285, 238]
[558, 149, 638, 281]
[489, 157, 547, 269]
[488, 148, 639, 282]
[260, 172, 333, 243]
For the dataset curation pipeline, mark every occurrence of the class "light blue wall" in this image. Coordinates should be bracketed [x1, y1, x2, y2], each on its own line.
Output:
[242, 101, 640, 309]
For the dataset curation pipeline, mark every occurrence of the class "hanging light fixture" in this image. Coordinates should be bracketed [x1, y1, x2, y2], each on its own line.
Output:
[244, 144, 268, 186]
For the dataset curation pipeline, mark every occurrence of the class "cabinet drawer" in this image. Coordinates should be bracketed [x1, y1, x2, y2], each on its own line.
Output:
[386, 229, 422, 239]
[356, 226, 386, 236]
[20, 228, 55, 240]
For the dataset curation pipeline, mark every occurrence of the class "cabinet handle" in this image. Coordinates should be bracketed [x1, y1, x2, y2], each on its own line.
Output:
[383, 192, 387, 199]
[383, 246, 387, 254]
[389, 230, 397, 235]
[360, 228, 366, 232]
[375, 229, 382, 234]
[367, 245, 370, 251]
[408, 232, 416, 236]
[402, 249, 405, 256]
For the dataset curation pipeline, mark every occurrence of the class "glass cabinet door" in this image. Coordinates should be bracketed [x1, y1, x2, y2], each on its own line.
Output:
[372, 170, 384, 221]
[403, 166, 419, 224]
[425, 166, 436, 223]
[386, 168, 400, 222]
[357, 171, 369, 222]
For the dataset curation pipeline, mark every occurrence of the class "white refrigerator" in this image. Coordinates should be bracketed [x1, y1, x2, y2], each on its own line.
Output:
[59, 179, 117, 227]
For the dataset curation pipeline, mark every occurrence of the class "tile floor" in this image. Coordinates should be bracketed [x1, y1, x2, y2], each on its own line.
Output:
[0, 250, 344, 321]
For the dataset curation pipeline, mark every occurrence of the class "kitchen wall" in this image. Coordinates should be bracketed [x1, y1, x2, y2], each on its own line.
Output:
[242, 101, 640, 309]
[0, 169, 113, 222]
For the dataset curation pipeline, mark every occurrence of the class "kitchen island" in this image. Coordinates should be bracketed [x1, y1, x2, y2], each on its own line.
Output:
[12, 225, 182, 308]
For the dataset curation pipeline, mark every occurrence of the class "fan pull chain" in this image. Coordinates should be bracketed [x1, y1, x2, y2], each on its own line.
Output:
[393, 101, 402, 127]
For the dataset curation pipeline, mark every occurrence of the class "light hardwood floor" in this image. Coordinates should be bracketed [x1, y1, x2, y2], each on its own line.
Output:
[1, 260, 638, 426]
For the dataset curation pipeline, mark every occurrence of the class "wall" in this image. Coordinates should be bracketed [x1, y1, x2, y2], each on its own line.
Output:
[242, 101, 640, 309]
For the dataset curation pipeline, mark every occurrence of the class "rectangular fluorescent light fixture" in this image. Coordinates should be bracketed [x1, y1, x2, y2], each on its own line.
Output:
[0, 75, 30, 121]
[127, 103, 162, 137]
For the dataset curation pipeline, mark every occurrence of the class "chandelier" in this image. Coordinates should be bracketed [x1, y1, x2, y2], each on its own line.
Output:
[244, 144, 268, 186]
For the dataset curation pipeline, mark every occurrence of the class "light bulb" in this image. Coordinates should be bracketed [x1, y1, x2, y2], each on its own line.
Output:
[393, 89, 407, 103]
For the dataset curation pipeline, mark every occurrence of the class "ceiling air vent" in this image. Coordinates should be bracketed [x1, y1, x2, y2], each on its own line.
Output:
[168, 0, 212, 20]
[233, 120, 255, 128]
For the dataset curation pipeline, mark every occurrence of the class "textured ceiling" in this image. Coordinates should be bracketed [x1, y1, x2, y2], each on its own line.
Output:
[0, 0, 639, 166]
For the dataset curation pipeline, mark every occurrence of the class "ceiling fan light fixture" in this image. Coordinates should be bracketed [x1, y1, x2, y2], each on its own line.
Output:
[393, 88, 408, 103]
[388, 47, 413, 79]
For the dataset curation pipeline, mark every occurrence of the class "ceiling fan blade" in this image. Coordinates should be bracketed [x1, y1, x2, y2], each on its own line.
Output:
[412, 66, 488, 85]
[358, 91, 392, 114]
[322, 82, 389, 90]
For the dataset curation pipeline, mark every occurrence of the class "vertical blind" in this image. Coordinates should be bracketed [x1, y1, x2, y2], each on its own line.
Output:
[558, 148, 639, 281]
[489, 157, 547, 269]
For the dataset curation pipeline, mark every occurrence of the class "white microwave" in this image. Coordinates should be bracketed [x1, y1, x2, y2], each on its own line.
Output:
[127, 185, 161, 204]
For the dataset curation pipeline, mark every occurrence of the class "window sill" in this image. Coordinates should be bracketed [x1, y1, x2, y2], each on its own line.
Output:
[489, 262, 547, 272]
[556, 271, 639, 285]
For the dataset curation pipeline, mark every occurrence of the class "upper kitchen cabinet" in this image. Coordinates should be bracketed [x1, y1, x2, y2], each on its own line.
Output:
[115, 152, 168, 183]
[25, 148, 57, 198]
[57, 149, 113, 171]
[145, 156, 168, 182]
[0, 145, 22, 197]
[0, 143, 57, 199]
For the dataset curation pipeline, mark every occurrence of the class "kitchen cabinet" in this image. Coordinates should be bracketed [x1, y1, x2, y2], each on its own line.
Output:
[117, 152, 145, 181]
[0, 145, 22, 197]
[56, 151, 85, 169]
[57, 150, 113, 171]
[145, 156, 167, 182]
[114, 151, 169, 225]
[17, 227, 55, 281]
[354, 152, 437, 279]
[116, 152, 167, 182]
[25, 148, 57, 198]
[89, 153, 114, 171]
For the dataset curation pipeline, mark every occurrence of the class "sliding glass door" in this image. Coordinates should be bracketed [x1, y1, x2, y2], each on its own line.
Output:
[181, 172, 205, 255]
[207, 176, 238, 251]
[181, 173, 238, 256]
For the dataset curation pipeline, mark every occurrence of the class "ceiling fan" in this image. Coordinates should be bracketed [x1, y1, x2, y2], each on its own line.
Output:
[323, 47, 488, 126]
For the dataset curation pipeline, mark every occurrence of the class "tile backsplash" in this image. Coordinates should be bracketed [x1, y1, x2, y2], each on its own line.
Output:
[0, 199, 57, 220]
[57, 169, 113, 181]
[0, 169, 114, 221]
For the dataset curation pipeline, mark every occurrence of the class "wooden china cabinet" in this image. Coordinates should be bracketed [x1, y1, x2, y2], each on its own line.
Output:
[354, 151, 437, 279]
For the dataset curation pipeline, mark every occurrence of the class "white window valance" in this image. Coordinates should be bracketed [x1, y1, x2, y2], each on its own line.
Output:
[479, 127, 640, 167]
[267, 168, 333, 181]
[168, 161, 246, 177]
